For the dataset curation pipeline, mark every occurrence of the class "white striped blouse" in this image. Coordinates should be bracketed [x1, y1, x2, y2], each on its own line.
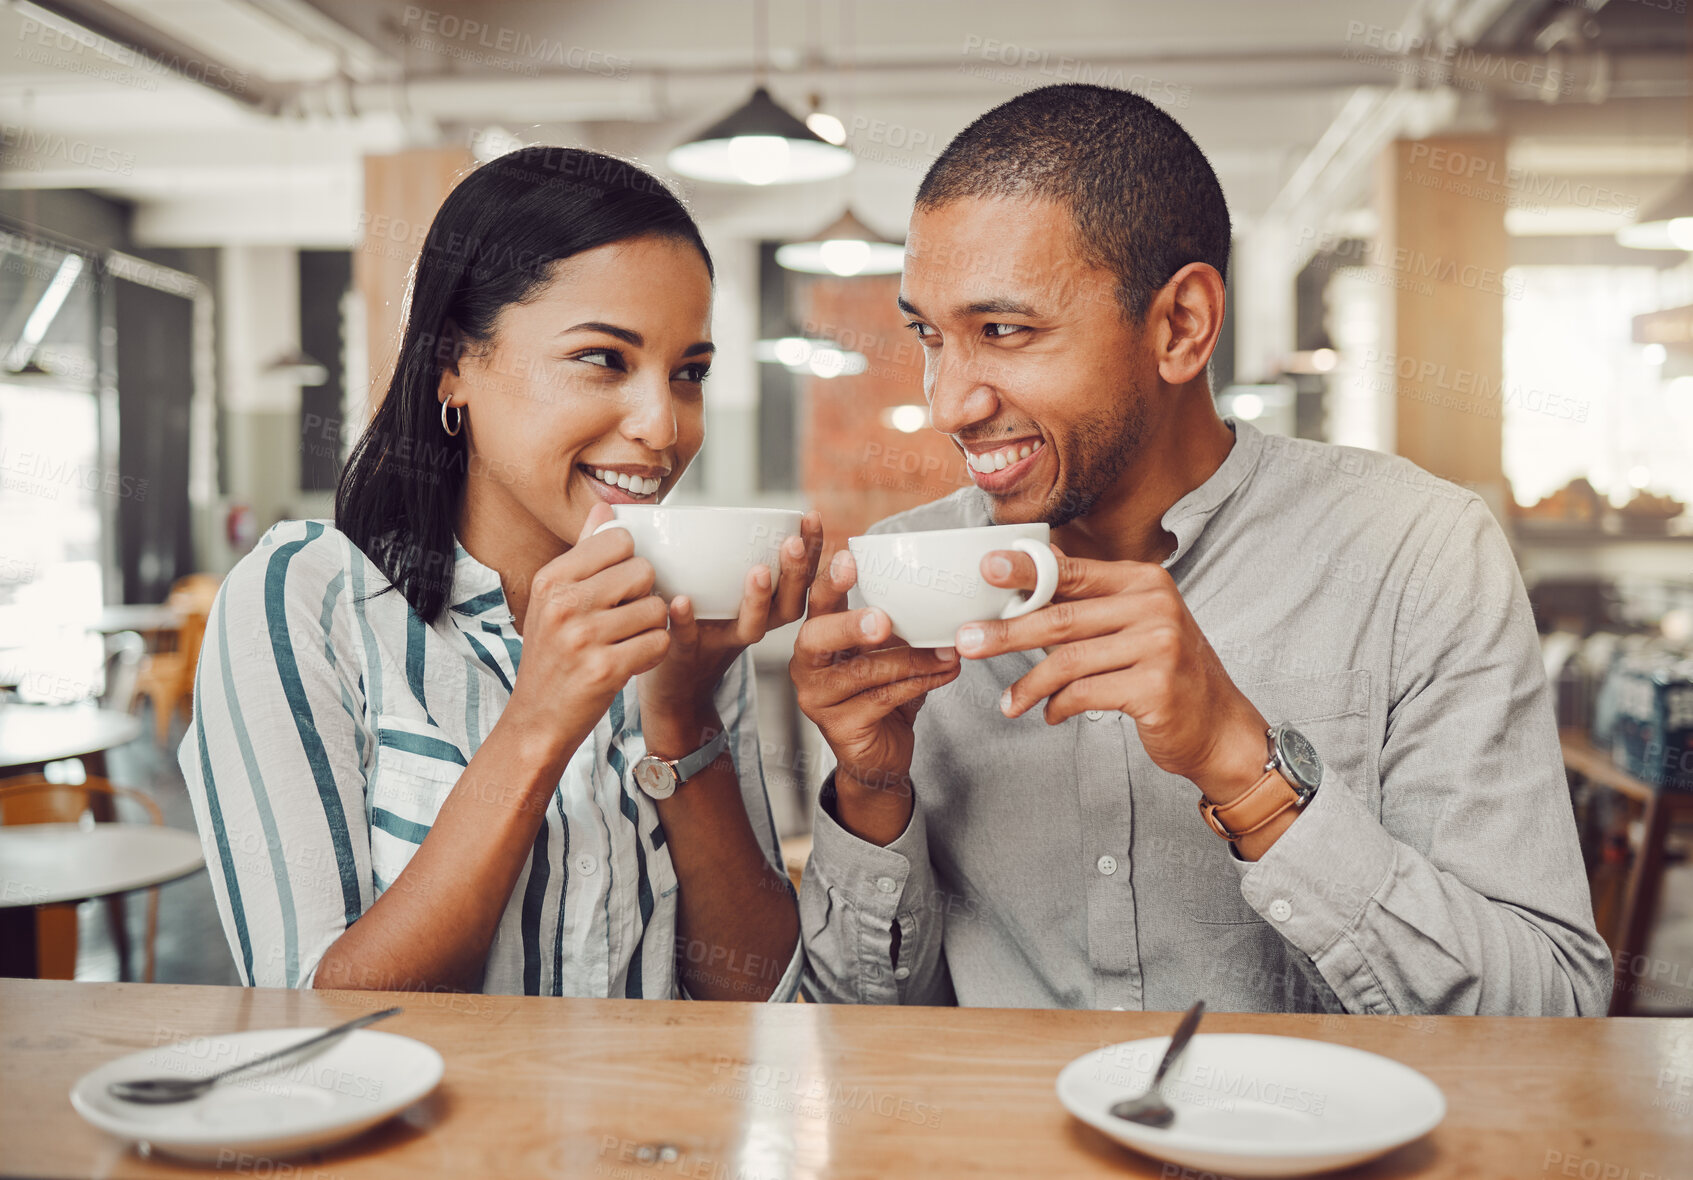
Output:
[178, 519, 801, 999]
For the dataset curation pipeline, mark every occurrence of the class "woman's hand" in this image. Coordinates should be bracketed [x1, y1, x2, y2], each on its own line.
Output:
[640, 511, 823, 720]
[504, 502, 671, 765]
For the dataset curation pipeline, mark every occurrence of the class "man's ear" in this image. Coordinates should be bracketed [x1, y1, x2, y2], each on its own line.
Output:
[1152, 263, 1226, 388]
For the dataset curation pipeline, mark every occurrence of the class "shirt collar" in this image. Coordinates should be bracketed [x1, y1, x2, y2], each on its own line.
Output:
[1159, 417, 1264, 569]
[446, 540, 513, 624]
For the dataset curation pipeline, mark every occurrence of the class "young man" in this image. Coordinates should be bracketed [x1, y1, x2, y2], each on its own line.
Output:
[792, 84, 1610, 1015]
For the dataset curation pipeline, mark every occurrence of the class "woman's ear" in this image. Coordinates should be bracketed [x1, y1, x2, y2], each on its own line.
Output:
[435, 318, 466, 406]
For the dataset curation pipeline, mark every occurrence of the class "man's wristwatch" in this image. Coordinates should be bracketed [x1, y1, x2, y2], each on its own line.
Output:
[633, 728, 731, 800]
[1198, 723, 1323, 842]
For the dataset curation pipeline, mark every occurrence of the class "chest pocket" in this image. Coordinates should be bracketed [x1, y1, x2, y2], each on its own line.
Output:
[1184, 668, 1373, 926]
[366, 713, 467, 895]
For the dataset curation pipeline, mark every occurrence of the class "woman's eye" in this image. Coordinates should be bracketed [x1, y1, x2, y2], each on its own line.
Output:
[575, 348, 624, 369]
[676, 364, 711, 384]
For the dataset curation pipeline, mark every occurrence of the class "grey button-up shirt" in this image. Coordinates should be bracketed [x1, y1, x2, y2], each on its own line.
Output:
[800, 420, 1612, 1015]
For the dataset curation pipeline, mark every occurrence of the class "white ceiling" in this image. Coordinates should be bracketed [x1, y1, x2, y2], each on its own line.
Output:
[0, 0, 1685, 248]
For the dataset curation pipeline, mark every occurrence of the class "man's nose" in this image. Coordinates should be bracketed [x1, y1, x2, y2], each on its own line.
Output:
[925, 350, 998, 437]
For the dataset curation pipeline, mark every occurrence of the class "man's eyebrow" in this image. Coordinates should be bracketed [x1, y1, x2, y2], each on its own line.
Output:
[896, 295, 922, 317]
[959, 297, 1040, 318]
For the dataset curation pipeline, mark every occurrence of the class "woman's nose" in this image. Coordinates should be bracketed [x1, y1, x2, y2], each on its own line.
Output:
[621, 379, 679, 451]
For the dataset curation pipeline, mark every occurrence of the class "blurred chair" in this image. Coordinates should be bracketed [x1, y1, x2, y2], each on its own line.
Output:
[132, 609, 208, 745]
[100, 631, 146, 714]
[0, 775, 164, 982]
[131, 572, 221, 744]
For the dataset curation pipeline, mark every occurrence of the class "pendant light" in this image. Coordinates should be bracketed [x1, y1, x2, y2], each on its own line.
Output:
[666, 0, 853, 186]
[775, 209, 904, 276]
[1617, 175, 1693, 251]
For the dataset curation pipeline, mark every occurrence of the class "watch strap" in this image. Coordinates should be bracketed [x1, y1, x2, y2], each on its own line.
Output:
[670, 727, 731, 785]
[1199, 765, 1304, 842]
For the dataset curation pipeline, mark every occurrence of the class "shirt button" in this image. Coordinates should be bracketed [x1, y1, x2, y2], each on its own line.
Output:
[576, 854, 598, 876]
[893, 967, 911, 981]
[1269, 898, 1293, 922]
[1086, 709, 1106, 721]
[1096, 854, 1118, 876]
[875, 876, 898, 894]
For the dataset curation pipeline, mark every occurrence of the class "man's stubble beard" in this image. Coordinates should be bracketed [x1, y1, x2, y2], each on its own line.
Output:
[1027, 381, 1148, 527]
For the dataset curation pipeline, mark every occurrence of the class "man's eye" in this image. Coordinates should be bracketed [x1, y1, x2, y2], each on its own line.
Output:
[984, 323, 1024, 338]
[904, 320, 934, 339]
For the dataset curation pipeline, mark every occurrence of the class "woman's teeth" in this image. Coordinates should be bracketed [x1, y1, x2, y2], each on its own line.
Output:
[591, 468, 661, 496]
[967, 441, 1042, 474]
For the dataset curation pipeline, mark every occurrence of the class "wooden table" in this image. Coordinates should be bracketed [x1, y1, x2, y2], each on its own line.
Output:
[1561, 728, 1693, 1017]
[0, 703, 144, 773]
[2, 980, 1689, 1180]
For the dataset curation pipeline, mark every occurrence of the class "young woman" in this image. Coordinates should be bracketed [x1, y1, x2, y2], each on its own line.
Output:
[182, 147, 820, 1000]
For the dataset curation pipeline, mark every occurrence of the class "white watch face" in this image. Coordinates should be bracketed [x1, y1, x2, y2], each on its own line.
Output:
[635, 757, 676, 799]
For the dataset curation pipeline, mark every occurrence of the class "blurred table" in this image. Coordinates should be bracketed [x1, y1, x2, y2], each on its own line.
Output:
[1562, 728, 1693, 1017]
[0, 824, 204, 977]
[86, 605, 184, 636]
[1, 981, 1689, 1179]
[0, 704, 143, 775]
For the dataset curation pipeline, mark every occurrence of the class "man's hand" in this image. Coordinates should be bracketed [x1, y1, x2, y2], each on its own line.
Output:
[789, 549, 961, 845]
[952, 546, 1267, 804]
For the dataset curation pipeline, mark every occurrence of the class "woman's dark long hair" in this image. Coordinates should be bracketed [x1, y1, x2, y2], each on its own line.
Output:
[336, 147, 713, 622]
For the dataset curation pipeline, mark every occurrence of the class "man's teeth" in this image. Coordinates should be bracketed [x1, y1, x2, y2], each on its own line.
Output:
[967, 441, 1041, 474]
[591, 468, 661, 495]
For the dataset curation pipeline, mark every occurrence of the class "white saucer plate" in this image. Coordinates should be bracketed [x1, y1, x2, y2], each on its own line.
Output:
[1057, 1032, 1445, 1178]
[71, 1027, 444, 1163]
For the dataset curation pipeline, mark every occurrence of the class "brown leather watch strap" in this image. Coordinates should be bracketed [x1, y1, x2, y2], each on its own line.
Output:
[1199, 765, 1304, 842]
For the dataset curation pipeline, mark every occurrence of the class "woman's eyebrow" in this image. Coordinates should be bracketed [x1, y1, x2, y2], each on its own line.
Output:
[560, 323, 713, 358]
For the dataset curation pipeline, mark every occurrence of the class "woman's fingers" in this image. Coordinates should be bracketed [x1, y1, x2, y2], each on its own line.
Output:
[592, 593, 670, 644]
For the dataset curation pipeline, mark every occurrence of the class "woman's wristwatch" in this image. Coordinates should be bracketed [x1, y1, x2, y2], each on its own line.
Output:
[1198, 723, 1324, 842]
[633, 728, 731, 800]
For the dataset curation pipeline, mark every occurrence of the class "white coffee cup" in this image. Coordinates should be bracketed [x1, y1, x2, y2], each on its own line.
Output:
[595, 505, 804, 620]
[847, 523, 1059, 648]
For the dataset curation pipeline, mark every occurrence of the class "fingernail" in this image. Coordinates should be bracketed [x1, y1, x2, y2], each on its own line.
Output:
[985, 555, 1012, 580]
[957, 624, 983, 652]
[754, 564, 772, 587]
[860, 611, 879, 639]
[999, 688, 1014, 716]
[937, 646, 957, 662]
[783, 535, 803, 557]
[831, 550, 853, 581]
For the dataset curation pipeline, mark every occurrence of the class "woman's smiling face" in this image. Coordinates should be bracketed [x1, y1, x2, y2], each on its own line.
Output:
[444, 233, 715, 547]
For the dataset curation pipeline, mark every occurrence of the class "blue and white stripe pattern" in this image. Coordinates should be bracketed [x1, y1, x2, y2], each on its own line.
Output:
[179, 519, 801, 999]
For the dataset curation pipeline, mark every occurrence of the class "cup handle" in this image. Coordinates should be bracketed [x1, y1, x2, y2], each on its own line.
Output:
[998, 540, 1059, 621]
[592, 520, 630, 538]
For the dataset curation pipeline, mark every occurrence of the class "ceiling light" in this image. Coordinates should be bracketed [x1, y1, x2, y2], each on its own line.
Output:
[805, 111, 847, 146]
[776, 209, 904, 276]
[1643, 343, 1668, 366]
[1231, 392, 1265, 421]
[882, 404, 928, 433]
[668, 87, 854, 186]
[1617, 177, 1693, 252]
[3, 254, 83, 373]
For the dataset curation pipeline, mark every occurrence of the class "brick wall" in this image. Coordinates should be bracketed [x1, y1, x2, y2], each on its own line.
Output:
[798, 273, 971, 557]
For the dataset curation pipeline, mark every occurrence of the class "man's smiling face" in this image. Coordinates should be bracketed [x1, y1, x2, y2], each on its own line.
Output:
[898, 194, 1156, 527]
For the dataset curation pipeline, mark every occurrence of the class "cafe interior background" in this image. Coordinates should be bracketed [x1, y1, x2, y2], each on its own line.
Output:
[0, 0, 1689, 1013]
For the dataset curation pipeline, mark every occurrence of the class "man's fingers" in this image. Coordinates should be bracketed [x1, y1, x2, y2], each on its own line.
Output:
[980, 547, 1155, 600]
[806, 547, 856, 619]
[794, 603, 894, 669]
[953, 594, 1123, 660]
[1001, 632, 1135, 719]
[808, 645, 958, 710]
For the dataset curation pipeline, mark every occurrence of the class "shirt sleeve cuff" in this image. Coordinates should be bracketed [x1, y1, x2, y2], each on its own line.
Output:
[804, 775, 934, 1003]
[1237, 775, 1398, 968]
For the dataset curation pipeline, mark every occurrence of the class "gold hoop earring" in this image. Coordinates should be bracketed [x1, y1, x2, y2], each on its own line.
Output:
[441, 400, 463, 437]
